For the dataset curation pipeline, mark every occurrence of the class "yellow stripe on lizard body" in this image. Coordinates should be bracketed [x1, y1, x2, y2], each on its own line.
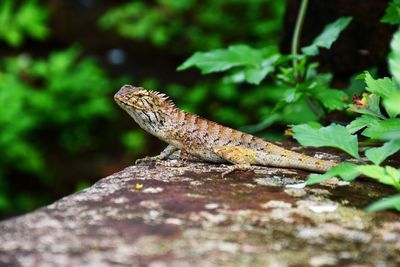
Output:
[114, 85, 338, 174]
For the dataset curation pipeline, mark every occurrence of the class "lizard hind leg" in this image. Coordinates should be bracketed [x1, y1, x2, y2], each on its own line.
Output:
[212, 146, 258, 177]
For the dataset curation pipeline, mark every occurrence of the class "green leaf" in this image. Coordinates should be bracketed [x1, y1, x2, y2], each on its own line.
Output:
[225, 55, 278, 85]
[381, 0, 400, 25]
[348, 93, 384, 119]
[384, 91, 400, 116]
[389, 30, 400, 85]
[314, 87, 348, 111]
[365, 139, 400, 165]
[366, 194, 400, 212]
[302, 17, 352, 56]
[357, 165, 400, 190]
[362, 118, 400, 140]
[292, 123, 360, 159]
[177, 45, 264, 73]
[364, 71, 397, 97]
[244, 56, 278, 84]
[364, 71, 399, 117]
[245, 66, 272, 84]
[346, 115, 379, 134]
[306, 162, 360, 185]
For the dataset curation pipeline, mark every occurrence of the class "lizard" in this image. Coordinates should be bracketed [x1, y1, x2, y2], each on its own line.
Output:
[114, 84, 338, 176]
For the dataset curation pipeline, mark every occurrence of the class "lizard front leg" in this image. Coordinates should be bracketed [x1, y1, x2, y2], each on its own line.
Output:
[136, 144, 178, 164]
[212, 146, 258, 177]
[160, 148, 190, 167]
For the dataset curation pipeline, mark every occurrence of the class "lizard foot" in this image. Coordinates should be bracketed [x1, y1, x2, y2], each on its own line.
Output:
[136, 145, 180, 165]
[156, 159, 186, 168]
[135, 156, 162, 165]
[222, 163, 252, 178]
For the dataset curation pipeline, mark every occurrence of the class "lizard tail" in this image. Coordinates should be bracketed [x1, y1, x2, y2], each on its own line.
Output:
[257, 144, 338, 173]
[284, 153, 338, 173]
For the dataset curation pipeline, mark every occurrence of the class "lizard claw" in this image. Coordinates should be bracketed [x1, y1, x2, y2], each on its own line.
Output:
[155, 160, 186, 168]
[221, 164, 252, 178]
[135, 157, 186, 167]
[135, 156, 160, 165]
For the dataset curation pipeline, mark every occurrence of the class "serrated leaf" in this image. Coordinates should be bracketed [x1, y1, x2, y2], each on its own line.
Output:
[357, 165, 400, 190]
[292, 123, 360, 159]
[306, 162, 360, 185]
[364, 71, 399, 117]
[381, 0, 400, 25]
[346, 115, 379, 134]
[314, 87, 348, 111]
[365, 139, 400, 165]
[362, 118, 400, 140]
[366, 194, 400, 212]
[302, 17, 352, 56]
[364, 71, 397, 97]
[177, 45, 263, 74]
[389, 30, 400, 85]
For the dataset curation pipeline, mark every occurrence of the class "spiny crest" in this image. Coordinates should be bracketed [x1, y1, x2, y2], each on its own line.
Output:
[147, 90, 176, 107]
[114, 84, 176, 109]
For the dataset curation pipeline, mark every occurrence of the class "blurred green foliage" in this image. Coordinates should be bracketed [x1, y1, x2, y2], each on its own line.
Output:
[0, 47, 117, 213]
[0, 0, 49, 47]
[380, 0, 400, 25]
[99, 0, 284, 51]
[122, 130, 147, 152]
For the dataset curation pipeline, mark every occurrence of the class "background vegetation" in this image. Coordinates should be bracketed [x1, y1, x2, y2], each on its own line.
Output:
[0, 0, 399, 218]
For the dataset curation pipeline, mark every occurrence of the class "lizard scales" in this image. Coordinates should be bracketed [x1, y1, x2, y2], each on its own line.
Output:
[115, 85, 337, 174]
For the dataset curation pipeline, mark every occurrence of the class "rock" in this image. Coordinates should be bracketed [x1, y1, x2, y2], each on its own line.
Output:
[0, 154, 399, 266]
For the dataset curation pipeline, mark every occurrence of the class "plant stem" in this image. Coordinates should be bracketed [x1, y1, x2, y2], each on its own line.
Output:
[291, 0, 321, 117]
[291, 0, 309, 80]
[305, 97, 321, 117]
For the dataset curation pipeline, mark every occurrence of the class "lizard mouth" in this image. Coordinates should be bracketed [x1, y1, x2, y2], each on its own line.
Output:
[114, 96, 146, 111]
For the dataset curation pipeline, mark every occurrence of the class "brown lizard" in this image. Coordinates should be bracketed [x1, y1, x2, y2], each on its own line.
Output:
[114, 85, 338, 176]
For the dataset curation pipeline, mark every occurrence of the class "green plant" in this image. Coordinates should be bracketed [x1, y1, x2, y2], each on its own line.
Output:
[288, 1, 400, 212]
[99, 0, 284, 51]
[0, 0, 49, 47]
[178, 16, 352, 131]
[381, 0, 400, 25]
[0, 47, 117, 214]
[292, 27, 400, 212]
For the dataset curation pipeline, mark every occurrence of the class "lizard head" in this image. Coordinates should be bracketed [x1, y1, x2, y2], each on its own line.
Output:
[114, 85, 175, 133]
